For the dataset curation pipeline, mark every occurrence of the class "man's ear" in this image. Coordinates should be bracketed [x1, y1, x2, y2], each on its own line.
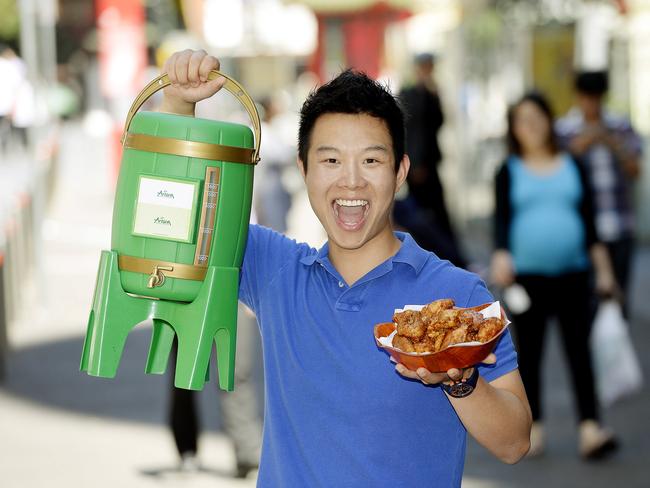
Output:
[297, 157, 307, 179]
[395, 154, 410, 193]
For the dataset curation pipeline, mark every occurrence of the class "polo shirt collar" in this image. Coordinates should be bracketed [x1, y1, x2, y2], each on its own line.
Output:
[392, 232, 429, 274]
[299, 231, 429, 275]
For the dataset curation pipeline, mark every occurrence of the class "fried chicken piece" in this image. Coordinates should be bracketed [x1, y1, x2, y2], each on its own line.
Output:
[459, 310, 483, 327]
[420, 299, 455, 324]
[393, 309, 427, 339]
[392, 335, 416, 353]
[392, 334, 440, 354]
[439, 324, 470, 350]
[426, 308, 463, 331]
[474, 317, 504, 342]
[413, 339, 435, 354]
[423, 329, 448, 352]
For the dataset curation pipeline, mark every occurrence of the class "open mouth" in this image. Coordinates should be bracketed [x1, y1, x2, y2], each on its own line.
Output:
[332, 198, 369, 231]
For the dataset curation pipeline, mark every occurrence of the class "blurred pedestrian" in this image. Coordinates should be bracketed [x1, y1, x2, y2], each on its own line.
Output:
[395, 53, 466, 267]
[11, 76, 36, 149]
[168, 303, 262, 478]
[491, 92, 618, 460]
[254, 95, 294, 233]
[0, 44, 25, 153]
[161, 71, 264, 476]
[556, 71, 642, 317]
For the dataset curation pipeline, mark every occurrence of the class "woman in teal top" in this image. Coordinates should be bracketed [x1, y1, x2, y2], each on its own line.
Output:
[491, 92, 618, 460]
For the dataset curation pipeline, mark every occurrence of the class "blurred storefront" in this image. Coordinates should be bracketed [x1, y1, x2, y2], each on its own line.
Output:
[172, 0, 318, 101]
[95, 0, 147, 180]
[295, 0, 411, 81]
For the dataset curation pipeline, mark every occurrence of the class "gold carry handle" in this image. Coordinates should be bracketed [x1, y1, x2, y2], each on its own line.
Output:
[122, 71, 261, 164]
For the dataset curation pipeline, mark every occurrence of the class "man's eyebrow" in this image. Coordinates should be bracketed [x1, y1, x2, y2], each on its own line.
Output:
[315, 145, 390, 153]
[364, 145, 389, 153]
[315, 146, 340, 153]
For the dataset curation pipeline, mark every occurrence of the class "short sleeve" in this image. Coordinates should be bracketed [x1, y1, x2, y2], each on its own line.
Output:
[465, 280, 519, 382]
[239, 224, 306, 314]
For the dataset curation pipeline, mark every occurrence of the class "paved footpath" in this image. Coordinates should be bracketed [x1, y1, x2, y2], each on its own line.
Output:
[1, 120, 648, 487]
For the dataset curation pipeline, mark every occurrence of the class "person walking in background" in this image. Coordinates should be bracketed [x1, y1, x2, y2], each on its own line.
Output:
[168, 304, 262, 478]
[394, 53, 466, 268]
[0, 44, 26, 153]
[490, 92, 618, 460]
[167, 94, 296, 480]
[556, 71, 642, 317]
[253, 95, 295, 233]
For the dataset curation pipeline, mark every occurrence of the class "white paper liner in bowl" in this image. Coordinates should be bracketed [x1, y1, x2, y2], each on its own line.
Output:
[377, 301, 508, 355]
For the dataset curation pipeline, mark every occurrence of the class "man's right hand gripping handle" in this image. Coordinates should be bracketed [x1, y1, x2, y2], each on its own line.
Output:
[160, 49, 226, 116]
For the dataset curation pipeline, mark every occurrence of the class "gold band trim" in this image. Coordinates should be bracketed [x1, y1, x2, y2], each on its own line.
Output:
[118, 255, 207, 281]
[124, 133, 256, 164]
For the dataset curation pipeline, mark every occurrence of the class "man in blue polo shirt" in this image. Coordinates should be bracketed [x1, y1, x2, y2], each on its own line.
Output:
[160, 49, 532, 487]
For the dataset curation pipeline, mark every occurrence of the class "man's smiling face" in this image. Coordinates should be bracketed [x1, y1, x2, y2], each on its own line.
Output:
[299, 112, 408, 253]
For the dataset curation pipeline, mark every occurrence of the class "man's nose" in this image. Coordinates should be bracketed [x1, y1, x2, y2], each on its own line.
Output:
[339, 162, 366, 189]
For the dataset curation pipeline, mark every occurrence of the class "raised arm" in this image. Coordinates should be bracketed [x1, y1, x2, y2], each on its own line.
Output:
[159, 49, 226, 116]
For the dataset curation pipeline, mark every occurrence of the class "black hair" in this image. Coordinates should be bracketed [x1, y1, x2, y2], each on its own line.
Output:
[297, 69, 405, 172]
[506, 91, 559, 156]
[574, 71, 608, 96]
[414, 52, 436, 66]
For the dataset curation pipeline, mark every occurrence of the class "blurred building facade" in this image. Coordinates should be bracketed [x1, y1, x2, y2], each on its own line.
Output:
[5, 0, 650, 276]
[46, 0, 650, 245]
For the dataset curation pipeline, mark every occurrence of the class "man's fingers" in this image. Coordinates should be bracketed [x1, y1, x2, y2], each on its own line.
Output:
[175, 49, 194, 85]
[188, 49, 207, 86]
[164, 51, 224, 90]
[207, 75, 226, 94]
[446, 368, 462, 382]
[199, 54, 220, 82]
[395, 364, 419, 380]
[416, 367, 436, 384]
[163, 52, 178, 83]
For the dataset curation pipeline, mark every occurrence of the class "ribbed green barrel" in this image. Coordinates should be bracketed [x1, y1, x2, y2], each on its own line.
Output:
[111, 111, 254, 302]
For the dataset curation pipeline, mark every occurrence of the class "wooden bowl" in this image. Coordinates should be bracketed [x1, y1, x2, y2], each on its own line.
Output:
[374, 302, 508, 372]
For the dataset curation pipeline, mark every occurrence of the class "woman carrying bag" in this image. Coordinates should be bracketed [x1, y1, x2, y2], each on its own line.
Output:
[490, 92, 618, 460]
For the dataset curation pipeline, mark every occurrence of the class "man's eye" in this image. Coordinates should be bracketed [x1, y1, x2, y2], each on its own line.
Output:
[364, 158, 379, 164]
[324, 158, 338, 164]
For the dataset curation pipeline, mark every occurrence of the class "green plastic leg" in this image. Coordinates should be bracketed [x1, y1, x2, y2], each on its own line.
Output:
[81, 251, 240, 391]
[207, 266, 238, 391]
[145, 319, 175, 374]
[164, 266, 239, 391]
[80, 251, 152, 377]
[215, 328, 236, 392]
[79, 309, 95, 373]
[80, 255, 105, 373]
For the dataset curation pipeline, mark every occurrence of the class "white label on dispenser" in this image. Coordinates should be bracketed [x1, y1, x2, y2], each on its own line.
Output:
[133, 175, 199, 242]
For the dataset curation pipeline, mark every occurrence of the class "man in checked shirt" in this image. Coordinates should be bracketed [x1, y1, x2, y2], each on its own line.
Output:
[556, 71, 642, 317]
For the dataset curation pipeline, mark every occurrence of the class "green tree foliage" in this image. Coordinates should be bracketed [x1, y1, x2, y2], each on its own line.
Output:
[0, 0, 19, 42]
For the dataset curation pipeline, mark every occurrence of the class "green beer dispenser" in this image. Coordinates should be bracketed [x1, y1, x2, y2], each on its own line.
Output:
[80, 71, 260, 391]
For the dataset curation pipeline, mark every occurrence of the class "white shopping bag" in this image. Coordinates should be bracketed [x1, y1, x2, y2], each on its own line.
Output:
[590, 300, 643, 407]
